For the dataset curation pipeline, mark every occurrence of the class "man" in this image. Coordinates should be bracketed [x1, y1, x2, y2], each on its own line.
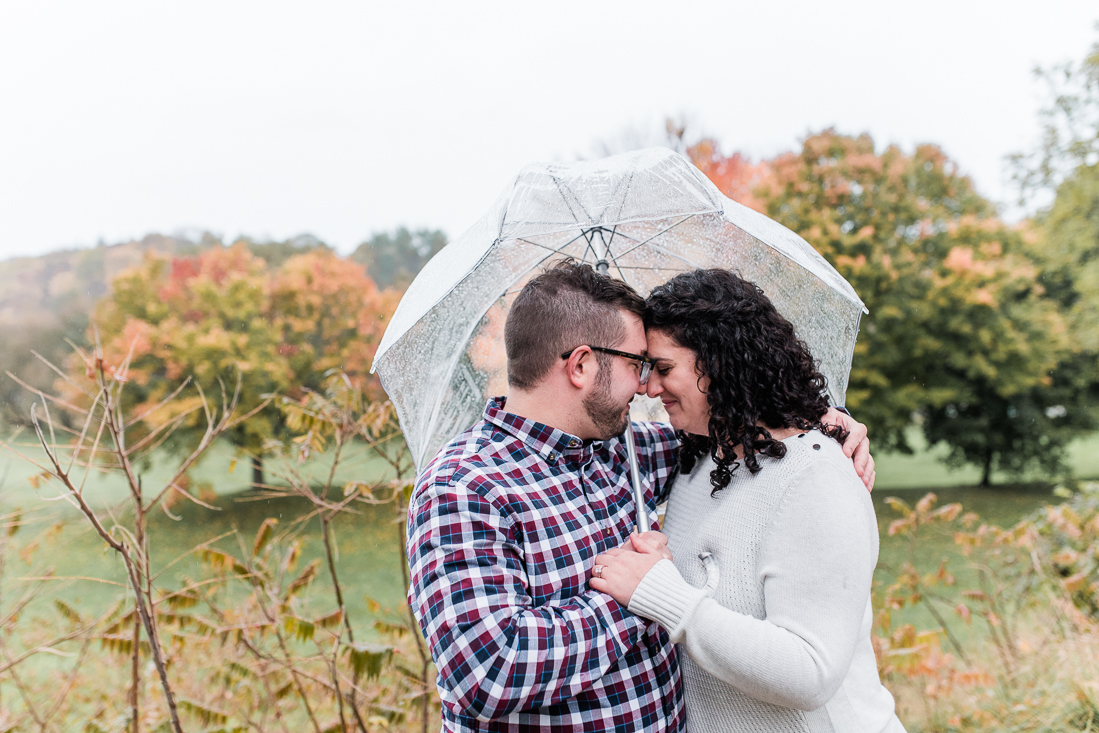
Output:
[407, 261, 872, 732]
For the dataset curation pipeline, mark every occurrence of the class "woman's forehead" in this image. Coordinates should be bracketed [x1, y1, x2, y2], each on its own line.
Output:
[645, 329, 691, 360]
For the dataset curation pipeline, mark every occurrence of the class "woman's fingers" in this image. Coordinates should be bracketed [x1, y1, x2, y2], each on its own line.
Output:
[822, 407, 868, 458]
[630, 533, 672, 560]
[637, 530, 669, 547]
[859, 453, 876, 491]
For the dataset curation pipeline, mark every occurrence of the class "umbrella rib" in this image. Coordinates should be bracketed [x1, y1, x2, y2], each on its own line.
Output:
[579, 229, 601, 265]
[613, 215, 696, 259]
[515, 234, 586, 256]
[603, 226, 630, 283]
[550, 173, 592, 227]
[633, 240, 707, 272]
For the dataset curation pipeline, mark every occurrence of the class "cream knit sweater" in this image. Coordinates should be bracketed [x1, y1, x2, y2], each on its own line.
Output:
[629, 430, 905, 733]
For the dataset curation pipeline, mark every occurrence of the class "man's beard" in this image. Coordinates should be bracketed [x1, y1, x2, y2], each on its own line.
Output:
[583, 367, 630, 440]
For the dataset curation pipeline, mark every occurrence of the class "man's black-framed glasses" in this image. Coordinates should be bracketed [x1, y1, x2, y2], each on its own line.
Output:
[561, 346, 654, 385]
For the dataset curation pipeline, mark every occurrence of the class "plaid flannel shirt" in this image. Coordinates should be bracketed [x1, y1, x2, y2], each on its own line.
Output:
[407, 397, 684, 732]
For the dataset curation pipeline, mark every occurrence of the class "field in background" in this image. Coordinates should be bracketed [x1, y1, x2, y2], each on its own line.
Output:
[873, 429, 1099, 490]
[1, 428, 1093, 730]
[3, 430, 1091, 631]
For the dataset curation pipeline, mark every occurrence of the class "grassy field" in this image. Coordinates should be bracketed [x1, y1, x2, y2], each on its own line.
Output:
[872, 429, 1099, 490]
[0, 438, 410, 639]
[1, 430, 1094, 639]
[0, 429, 1093, 731]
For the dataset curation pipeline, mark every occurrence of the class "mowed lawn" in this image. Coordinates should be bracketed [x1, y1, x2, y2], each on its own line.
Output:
[0, 430, 1095, 641]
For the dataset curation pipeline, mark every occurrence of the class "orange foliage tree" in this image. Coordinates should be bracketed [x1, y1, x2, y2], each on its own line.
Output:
[692, 131, 1072, 483]
[85, 244, 397, 484]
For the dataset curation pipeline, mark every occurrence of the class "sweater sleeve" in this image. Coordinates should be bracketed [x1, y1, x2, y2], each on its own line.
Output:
[628, 459, 876, 711]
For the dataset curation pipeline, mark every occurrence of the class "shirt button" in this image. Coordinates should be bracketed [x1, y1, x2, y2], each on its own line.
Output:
[605, 527, 612, 535]
[569, 439, 579, 448]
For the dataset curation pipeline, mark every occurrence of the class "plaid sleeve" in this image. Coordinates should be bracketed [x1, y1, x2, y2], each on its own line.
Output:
[407, 472, 647, 721]
[633, 421, 680, 505]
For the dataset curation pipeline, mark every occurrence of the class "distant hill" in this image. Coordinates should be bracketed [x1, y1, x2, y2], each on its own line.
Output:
[0, 228, 445, 427]
[0, 234, 197, 330]
[0, 234, 203, 426]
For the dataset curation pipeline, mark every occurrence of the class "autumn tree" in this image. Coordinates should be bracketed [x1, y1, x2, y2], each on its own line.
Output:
[86, 244, 396, 485]
[694, 131, 1074, 484]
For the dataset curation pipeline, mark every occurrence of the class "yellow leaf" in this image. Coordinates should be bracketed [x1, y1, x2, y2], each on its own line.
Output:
[884, 497, 912, 517]
[1063, 572, 1089, 592]
[915, 492, 938, 515]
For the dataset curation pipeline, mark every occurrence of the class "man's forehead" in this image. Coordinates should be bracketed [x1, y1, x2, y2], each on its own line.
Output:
[620, 312, 648, 353]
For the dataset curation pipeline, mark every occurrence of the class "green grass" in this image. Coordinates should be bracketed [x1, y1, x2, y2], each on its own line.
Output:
[0, 436, 403, 508]
[872, 429, 1099, 490]
[0, 438, 409, 644]
[1, 430, 1093, 648]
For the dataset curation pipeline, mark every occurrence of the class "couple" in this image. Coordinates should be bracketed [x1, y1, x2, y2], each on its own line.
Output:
[407, 261, 904, 732]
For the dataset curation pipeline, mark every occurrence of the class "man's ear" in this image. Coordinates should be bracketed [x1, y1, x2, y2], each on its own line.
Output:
[564, 347, 594, 390]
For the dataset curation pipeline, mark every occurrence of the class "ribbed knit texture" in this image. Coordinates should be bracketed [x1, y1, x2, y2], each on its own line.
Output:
[629, 430, 906, 733]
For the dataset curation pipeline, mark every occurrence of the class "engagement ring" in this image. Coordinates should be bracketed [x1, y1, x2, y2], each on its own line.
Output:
[593, 565, 604, 578]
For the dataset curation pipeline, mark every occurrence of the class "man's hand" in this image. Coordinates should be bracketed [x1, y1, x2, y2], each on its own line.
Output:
[822, 407, 875, 492]
[590, 534, 670, 607]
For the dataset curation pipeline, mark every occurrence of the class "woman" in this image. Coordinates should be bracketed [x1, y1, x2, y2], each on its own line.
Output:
[589, 269, 904, 732]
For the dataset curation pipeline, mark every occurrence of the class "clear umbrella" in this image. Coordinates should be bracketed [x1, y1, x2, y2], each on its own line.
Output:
[371, 147, 867, 479]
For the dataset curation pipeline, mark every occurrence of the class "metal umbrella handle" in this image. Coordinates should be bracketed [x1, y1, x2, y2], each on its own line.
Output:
[624, 426, 650, 533]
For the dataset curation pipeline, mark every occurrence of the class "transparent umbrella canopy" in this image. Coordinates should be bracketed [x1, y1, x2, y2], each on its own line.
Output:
[372, 147, 867, 474]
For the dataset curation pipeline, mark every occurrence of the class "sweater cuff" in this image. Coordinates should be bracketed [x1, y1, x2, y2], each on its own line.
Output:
[628, 559, 709, 642]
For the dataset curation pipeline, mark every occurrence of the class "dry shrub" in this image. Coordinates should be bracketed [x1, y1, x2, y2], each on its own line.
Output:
[1, 360, 437, 733]
[876, 484, 1099, 732]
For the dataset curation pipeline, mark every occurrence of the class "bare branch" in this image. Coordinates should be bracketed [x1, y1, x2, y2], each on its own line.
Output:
[13, 575, 129, 588]
[30, 404, 125, 554]
[30, 348, 94, 398]
[65, 386, 107, 476]
[5, 371, 91, 417]
[124, 377, 193, 429]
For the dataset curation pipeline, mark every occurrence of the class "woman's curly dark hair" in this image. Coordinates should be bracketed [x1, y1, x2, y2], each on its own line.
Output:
[644, 269, 847, 495]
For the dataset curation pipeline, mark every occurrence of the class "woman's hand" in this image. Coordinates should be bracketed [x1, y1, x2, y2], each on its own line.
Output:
[634, 530, 670, 550]
[822, 407, 876, 491]
[590, 533, 671, 607]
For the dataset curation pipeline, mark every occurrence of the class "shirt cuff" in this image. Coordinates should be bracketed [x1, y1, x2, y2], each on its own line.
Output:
[627, 559, 709, 642]
[591, 589, 648, 655]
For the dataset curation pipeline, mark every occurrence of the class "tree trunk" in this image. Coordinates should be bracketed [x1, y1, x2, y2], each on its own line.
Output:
[252, 455, 264, 488]
[980, 450, 993, 487]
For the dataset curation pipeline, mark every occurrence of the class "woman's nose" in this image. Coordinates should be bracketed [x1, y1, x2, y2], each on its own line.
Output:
[646, 375, 663, 399]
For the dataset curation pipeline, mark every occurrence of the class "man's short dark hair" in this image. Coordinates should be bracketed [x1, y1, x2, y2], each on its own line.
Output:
[504, 259, 646, 391]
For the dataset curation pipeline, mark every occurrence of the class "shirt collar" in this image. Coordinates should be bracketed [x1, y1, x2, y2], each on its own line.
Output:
[484, 396, 590, 465]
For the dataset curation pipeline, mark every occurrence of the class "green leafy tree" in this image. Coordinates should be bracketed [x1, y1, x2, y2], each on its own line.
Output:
[1007, 37, 1099, 472]
[351, 227, 447, 289]
[239, 233, 333, 268]
[743, 131, 1070, 484]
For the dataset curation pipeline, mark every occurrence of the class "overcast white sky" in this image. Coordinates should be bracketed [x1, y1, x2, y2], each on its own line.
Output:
[0, 2, 1095, 260]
